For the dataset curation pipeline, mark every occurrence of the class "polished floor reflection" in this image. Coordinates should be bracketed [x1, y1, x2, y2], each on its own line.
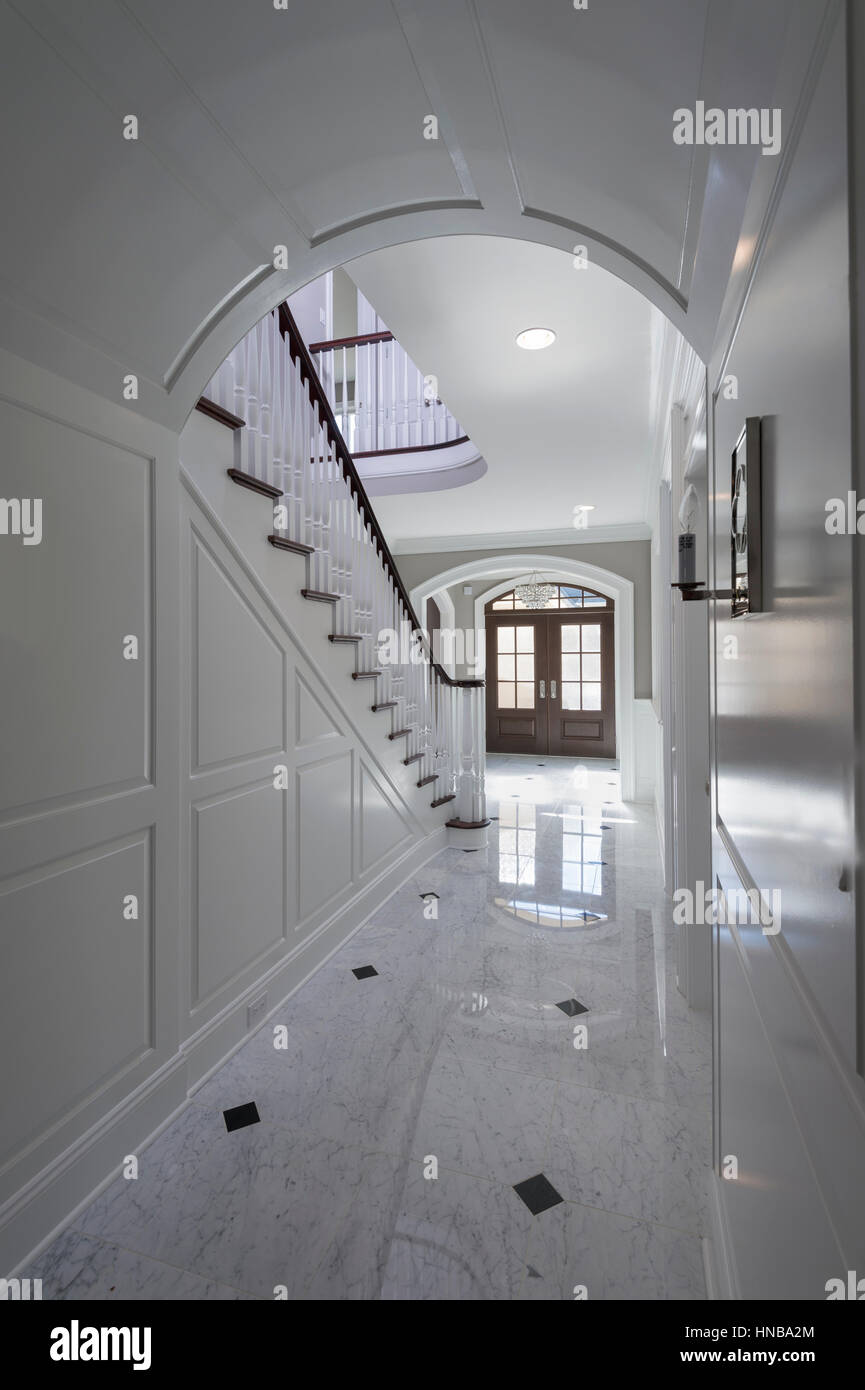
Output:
[26, 755, 712, 1300]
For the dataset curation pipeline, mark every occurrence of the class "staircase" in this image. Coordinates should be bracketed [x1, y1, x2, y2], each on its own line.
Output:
[195, 302, 488, 830]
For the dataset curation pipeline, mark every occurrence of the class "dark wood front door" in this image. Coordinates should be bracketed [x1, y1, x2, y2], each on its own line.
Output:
[485, 607, 615, 758]
[546, 611, 615, 757]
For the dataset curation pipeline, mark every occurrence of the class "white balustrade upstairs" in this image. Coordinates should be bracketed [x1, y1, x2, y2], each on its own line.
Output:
[203, 306, 487, 829]
[309, 332, 466, 458]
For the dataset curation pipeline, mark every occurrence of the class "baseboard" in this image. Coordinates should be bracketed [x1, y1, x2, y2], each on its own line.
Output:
[4, 825, 447, 1276]
[654, 792, 665, 871]
[705, 1172, 739, 1300]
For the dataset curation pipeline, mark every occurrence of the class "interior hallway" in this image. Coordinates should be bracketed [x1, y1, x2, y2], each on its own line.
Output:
[26, 756, 711, 1301]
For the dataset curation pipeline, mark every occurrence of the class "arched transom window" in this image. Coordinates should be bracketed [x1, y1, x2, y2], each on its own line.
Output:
[486, 583, 612, 612]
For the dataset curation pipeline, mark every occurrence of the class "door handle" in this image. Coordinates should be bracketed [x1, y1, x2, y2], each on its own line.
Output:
[551, 680, 557, 699]
[539, 680, 546, 699]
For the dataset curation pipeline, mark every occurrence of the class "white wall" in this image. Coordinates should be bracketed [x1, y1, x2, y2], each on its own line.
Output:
[707, 4, 865, 1297]
[0, 368, 446, 1272]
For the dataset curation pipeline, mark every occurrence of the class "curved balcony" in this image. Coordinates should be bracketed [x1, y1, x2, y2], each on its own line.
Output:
[309, 330, 486, 497]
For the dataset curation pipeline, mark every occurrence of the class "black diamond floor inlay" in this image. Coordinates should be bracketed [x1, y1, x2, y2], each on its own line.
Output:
[418, 891, 439, 901]
[556, 997, 589, 1017]
[513, 1173, 564, 1216]
[352, 965, 378, 979]
[223, 1101, 260, 1132]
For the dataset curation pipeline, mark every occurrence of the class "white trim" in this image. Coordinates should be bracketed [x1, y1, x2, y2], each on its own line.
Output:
[390, 521, 650, 555]
[706, 1173, 740, 1301]
[423, 584, 456, 678]
[409, 553, 637, 801]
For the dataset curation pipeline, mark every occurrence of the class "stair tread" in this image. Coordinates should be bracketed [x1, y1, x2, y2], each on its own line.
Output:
[417, 775, 438, 787]
[352, 670, 380, 680]
[403, 752, 425, 765]
[227, 468, 283, 499]
[301, 589, 339, 603]
[371, 701, 398, 711]
[431, 794, 456, 808]
[387, 728, 413, 739]
[268, 534, 314, 555]
[197, 398, 245, 431]
[329, 634, 363, 643]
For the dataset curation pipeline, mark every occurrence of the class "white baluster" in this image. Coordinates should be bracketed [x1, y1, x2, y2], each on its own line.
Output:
[248, 323, 263, 478]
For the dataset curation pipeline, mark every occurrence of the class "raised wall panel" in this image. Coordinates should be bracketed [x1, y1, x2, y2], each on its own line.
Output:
[192, 534, 284, 772]
[717, 922, 841, 1298]
[295, 670, 342, 748]
[192, 781, 285, 1005]
[297, 753, 352, 923]
[0, 831, 152, 1167]
[359, 761, 411, 874]
[0, 401, 151, 819]
[712, 15, 855, 1062]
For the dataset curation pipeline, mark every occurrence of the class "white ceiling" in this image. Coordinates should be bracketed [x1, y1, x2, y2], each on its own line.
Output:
[348, 236, 661, 540]
[0, 0, 803, 430]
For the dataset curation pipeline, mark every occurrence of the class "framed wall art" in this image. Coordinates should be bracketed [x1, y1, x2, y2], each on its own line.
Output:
[731, 417, 763, 617]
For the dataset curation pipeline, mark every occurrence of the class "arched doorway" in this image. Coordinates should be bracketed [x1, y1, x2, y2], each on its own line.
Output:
[409, 555, 636, 798]
[485, 582, 615, 758]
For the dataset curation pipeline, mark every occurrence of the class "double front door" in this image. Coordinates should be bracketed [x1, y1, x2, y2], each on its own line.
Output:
[485, 610, 615, 757]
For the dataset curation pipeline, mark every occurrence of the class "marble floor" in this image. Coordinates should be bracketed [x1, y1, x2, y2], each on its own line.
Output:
[26, 755, 712, 1300]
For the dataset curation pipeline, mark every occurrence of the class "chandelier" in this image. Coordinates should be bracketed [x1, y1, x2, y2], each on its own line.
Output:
[514, 573, 555, 610]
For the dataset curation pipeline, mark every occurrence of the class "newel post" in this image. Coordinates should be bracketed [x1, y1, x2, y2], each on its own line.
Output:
[446, 680, 489, 847]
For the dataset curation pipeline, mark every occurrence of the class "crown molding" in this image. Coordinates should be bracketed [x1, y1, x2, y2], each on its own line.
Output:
[389, 521, 651, 556]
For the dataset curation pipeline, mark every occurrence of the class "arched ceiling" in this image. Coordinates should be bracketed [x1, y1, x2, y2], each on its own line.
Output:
[0, 0, 803, 426]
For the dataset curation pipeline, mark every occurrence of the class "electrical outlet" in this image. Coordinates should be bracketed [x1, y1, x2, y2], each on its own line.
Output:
[246, 991, 268, 1030]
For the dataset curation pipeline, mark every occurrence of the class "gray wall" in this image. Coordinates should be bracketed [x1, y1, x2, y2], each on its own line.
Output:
[708, 4, 864, 1298]
[396, 540, 652, 695]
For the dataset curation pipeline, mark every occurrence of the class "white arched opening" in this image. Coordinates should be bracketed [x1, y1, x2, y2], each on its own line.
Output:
[409, 553, 637, 801]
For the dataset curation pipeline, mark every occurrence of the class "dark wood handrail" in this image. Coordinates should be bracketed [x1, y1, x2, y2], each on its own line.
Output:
[352, 435, 470, 460]
[308, 330, 394, 353]
[277, 302, 482, 690]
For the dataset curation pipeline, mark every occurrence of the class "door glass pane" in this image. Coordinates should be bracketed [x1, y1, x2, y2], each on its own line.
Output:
[581, 653, 601, 681]
[516, 653, 534, 681]
[515, 626, 534, 652]
[497, 653, 515, 680]
[581, 624, 601, 651]
[582, 683, 602, 709]
[499, 854, 518, 883]
[561, 653, 580, 681]
[498, 626, 515, 652]
[561, 625, 580, 652]
[562, 683, 581, 709]
[498, 682, 515, 708]
[516, 682, 534, 708]
[561, 586, 583, 607]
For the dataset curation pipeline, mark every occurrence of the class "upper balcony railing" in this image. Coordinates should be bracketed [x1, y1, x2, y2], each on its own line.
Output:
[308, 330, 468, 458]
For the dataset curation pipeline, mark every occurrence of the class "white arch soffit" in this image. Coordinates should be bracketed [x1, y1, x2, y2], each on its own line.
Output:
[409, 554, 637, 803]
[169, 220, 695, 432]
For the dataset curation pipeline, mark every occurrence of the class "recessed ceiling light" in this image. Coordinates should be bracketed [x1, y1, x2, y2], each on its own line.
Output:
[516, 327, 556, 350]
